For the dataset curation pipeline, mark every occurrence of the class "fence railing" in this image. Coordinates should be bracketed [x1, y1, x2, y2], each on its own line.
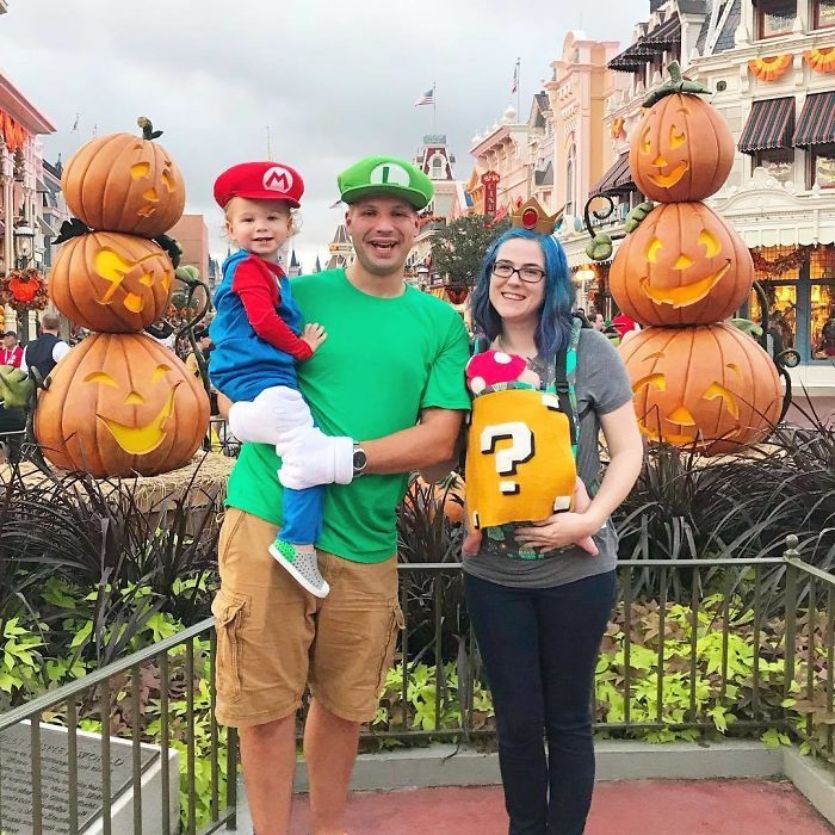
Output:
[1, 540, 832, 833]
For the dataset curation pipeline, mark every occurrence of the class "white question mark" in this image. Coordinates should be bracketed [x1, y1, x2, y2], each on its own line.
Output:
[480, 421, 534, 494]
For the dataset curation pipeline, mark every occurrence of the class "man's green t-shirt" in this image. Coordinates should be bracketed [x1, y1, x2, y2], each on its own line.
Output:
[226, 268, 471, 563]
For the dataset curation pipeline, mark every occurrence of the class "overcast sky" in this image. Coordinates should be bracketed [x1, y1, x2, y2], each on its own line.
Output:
[1, 0, 647, 272]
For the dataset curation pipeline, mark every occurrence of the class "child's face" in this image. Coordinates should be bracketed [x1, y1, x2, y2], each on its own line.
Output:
[225, 197, 292, 261]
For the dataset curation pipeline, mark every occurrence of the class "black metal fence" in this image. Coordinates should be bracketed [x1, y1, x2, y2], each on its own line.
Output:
[1, 541, 832, 833]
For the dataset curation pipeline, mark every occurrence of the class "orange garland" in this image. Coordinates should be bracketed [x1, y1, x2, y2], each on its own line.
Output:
[805, 47, 835, 73]
[749, 54, 793, 81]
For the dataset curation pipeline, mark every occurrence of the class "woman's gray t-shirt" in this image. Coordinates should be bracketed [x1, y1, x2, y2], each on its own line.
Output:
[462, 328, 634, 589]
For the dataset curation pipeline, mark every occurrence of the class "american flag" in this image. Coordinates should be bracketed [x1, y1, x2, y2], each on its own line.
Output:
[511, 59, 520, 94]
[414, 87, 435, 107]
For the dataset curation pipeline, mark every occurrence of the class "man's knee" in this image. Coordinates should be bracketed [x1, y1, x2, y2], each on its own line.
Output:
[241, 713, 295, 747]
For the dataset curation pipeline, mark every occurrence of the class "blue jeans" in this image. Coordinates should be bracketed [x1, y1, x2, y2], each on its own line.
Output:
[464, 570, 616, 835]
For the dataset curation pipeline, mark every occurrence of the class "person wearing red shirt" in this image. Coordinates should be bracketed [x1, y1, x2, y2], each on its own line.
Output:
[1, 331, 23, 369]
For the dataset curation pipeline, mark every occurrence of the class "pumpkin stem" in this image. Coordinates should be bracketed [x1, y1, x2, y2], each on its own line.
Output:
[643, 61, 711, 108]
[667, 61, 683, 83]
[137, 116, 164, 140]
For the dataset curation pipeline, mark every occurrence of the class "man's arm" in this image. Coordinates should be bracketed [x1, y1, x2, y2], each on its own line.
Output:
[362, 408, 464, 476]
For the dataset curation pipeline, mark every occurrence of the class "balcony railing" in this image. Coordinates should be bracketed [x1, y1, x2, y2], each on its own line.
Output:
[1, 541, 831, 832]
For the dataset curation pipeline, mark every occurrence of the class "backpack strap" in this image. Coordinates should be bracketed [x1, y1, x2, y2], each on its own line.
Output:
[554, 317, 582, 456]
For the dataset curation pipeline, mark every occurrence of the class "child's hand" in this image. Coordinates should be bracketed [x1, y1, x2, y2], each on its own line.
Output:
[301, 323, 327, 354]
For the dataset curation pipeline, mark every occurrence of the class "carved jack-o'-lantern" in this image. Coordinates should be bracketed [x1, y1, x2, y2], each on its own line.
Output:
[62, 118, 186, 237]
[609, 202, 754, 326]
[619, 324, 782, 456]
[34, 333, 209, 477]
[630, 70, 734, 203]
[465, 388, 578, 529]
[50, 232, 175, 332]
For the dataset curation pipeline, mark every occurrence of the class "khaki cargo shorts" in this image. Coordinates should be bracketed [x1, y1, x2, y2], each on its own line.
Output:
[212, 508, 403, 728]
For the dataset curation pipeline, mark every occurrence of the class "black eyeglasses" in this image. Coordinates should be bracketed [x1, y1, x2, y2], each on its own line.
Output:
[492, 260, 545, 284]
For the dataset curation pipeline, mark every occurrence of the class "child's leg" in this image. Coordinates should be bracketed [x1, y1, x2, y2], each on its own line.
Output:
[227, 386, 314, 447]
[268, 484, 329, 598]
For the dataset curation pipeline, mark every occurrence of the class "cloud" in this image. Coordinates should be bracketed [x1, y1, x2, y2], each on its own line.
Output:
[0, 0, 645, 272]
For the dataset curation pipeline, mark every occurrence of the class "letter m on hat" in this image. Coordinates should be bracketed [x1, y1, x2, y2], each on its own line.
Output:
[263, 166, 294, 192]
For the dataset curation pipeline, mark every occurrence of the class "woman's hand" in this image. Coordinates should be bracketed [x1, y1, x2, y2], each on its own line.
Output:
[514, 510, 603, 555]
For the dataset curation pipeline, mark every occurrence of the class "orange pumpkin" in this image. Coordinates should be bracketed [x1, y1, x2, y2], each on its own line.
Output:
[35, 333, 209, 477]
[619, 324, 781, 455]
[50, 231, 175, 332]
[609, 202, 754, 326]
[62, 118, 186, 237]
[630, 92, 734, 203]
[404, 475, 465, 524]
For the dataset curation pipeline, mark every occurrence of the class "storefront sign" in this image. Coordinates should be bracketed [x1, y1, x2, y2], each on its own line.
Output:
[481, 170, 500, 217]
[0, 109, 29, 153]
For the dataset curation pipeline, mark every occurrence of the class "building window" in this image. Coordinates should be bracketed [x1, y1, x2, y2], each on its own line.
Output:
[809, 143, 835, 187]
[814, 0, 835, 28]
[753, 148, 794, 184]
[565, 144, 576, 216]
[756, 0, 796, 38]
[429, 156, 445, 180]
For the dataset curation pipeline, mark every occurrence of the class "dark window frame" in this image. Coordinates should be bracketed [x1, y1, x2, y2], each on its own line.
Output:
[755, 0, 797, 39]
[813, 0, 835, 29]
[807, 142, 835, 189]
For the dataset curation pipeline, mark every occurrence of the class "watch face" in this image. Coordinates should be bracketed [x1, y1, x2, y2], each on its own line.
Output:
[353, 448, 368, 472]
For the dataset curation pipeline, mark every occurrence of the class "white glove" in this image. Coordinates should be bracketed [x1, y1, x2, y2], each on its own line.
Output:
[228, 387, 313, 446]
[278, 429, 354, 489]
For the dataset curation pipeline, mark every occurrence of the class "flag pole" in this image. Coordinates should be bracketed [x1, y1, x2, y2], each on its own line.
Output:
[266, 125, 272, 161]
[516, 58, 521, 118]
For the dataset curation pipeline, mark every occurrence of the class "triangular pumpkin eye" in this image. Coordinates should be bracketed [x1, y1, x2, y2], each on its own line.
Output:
[152, 364, 172, 384]
[641, 127, 652, 154]
[646, 238, 663, 264]
[632, 373, 666, 393]
[703, 383, 739, 419]
[669, 125, 686, 148]
[699, 230, 721, 258]
[84, 371, 118, 387]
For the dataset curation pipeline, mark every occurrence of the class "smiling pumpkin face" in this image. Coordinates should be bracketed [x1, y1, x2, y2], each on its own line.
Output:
[34, 333, 209, 477]
[50, 231, 175, 332]
[629, 92, 734, 203]
[62, 125, 186, 237]
[609, 203, 754, 326]
[618, 324, 782, 456]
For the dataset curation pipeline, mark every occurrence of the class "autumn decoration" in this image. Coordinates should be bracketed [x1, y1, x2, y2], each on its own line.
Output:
[0, 268, 49, 313]
[629, 63, 735, 203]
[61, 117, 186, 238]
[34, 332, 209, 477]
[748, 54, 793, 82]
[612, 63, 782, 456]
[804, 47, 835, 74]
[38, 117, 208, 477]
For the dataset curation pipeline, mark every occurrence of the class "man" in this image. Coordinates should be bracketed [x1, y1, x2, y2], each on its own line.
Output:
[1, 331, 23, 369]
[213, 155, 470, 834]
[20, 312, 70, 380]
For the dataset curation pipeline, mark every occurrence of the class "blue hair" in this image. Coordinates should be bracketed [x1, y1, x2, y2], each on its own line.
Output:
[470, 228, 574, 358]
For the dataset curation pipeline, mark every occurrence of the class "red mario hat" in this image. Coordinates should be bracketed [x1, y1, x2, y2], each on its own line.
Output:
[214, 161, 304, 209]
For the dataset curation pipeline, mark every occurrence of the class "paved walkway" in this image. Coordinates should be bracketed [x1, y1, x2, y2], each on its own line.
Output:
[279, 780, 832, 834]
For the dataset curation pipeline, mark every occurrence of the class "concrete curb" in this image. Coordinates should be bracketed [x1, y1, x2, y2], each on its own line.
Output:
[783, 747, 835, 826]
[289, 740, 785, 792]
[235, 741, 835, 827]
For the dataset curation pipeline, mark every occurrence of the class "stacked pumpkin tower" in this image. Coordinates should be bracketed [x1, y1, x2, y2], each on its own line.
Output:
[36, 118, 209, 477]
[609, 65, 782, 455]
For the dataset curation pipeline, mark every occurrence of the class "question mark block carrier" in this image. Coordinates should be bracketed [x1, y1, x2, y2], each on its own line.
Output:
[465, 386, 578, 530]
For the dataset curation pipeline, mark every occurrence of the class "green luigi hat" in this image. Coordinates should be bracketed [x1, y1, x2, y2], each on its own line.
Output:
[338, 155, 433, 210]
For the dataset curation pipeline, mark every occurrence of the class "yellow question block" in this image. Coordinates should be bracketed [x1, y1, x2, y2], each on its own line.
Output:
[465, 388, 578, 530]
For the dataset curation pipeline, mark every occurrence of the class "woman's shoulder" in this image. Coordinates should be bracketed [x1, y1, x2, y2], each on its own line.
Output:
[577, 325, 620, 356]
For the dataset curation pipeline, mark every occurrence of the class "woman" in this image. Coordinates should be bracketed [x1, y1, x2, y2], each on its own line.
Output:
[462, 218, 644, 835]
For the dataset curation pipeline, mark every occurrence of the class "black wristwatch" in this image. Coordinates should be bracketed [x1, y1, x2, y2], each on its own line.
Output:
[352, 443, 368, 478]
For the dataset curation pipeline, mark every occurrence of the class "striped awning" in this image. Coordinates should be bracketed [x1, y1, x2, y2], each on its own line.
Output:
[738, 97, 795, 154]
[793, 92, 835, 148]
[589, 153, 635, 198]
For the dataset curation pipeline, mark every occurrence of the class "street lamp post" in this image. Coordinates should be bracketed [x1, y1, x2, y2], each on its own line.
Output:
[13, 219, 35, 269]
[573, 266, 596, 311]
